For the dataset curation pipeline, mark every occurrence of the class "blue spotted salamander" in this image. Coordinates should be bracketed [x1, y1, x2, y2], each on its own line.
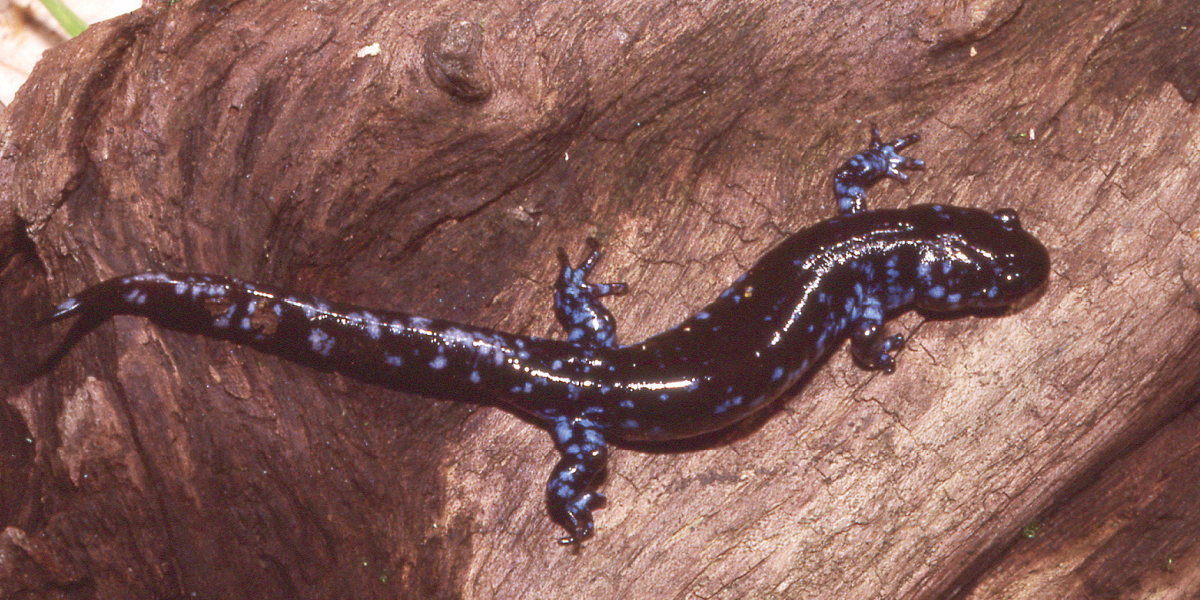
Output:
[40, 129, 1050, 544]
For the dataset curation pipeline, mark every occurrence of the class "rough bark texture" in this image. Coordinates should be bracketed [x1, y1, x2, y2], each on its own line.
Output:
[1, 0, 1199, 598]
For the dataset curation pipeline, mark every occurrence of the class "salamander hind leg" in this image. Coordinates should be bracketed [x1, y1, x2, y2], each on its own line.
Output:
[546, 416, 609, 544]
[833, 126, 926, 215]
[554, 238, 627, 350]
[849, 315, 904, 374]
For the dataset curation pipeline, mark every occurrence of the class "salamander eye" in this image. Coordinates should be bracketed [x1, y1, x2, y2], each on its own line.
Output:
[993, 208, 1021, 230]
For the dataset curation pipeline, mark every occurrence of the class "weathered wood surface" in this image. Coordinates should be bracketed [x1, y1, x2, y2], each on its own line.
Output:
[2, 0, 1199, 598]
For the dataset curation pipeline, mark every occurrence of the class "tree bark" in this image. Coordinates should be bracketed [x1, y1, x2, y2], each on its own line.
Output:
[2, 0, 1199, 598]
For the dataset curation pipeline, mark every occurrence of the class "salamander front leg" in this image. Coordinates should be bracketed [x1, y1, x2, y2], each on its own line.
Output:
[849, 316, 904, 374]
[554, 238, 628, 349]
[833, 126, 925, 215]
[546, 416, 609, 544]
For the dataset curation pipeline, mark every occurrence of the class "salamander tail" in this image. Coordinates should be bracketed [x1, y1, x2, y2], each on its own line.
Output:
[36, 296, 87, 326]
[26, 284, 120, 382]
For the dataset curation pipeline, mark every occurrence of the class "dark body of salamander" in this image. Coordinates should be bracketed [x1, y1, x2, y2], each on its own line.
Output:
[39, 129, 1051, 544]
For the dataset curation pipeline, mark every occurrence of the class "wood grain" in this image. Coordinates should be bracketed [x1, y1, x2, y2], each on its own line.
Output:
[2, 0, 1198, 597]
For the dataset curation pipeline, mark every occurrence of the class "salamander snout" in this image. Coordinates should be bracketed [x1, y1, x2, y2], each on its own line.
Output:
[982, 208, 1051, 311]
[915, 205, 1050, 313]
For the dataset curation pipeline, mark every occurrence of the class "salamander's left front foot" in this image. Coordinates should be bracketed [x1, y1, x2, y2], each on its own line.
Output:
[833, 126, 925, 215]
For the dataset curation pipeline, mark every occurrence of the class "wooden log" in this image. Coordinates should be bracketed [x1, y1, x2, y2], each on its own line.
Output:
[1, 0, 1198, 597]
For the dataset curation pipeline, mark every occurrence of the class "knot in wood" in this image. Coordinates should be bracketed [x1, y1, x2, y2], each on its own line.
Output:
[422, 20, 493, 103]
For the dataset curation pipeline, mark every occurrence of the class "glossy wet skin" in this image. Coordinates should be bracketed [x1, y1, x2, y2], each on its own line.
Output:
[39, 130, 1050, 544]
[902, 206, 1050, 312]
[551, 202, 1050, 443]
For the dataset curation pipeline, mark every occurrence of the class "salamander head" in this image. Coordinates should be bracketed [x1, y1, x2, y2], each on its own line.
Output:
[913, 205, 1050, 313]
